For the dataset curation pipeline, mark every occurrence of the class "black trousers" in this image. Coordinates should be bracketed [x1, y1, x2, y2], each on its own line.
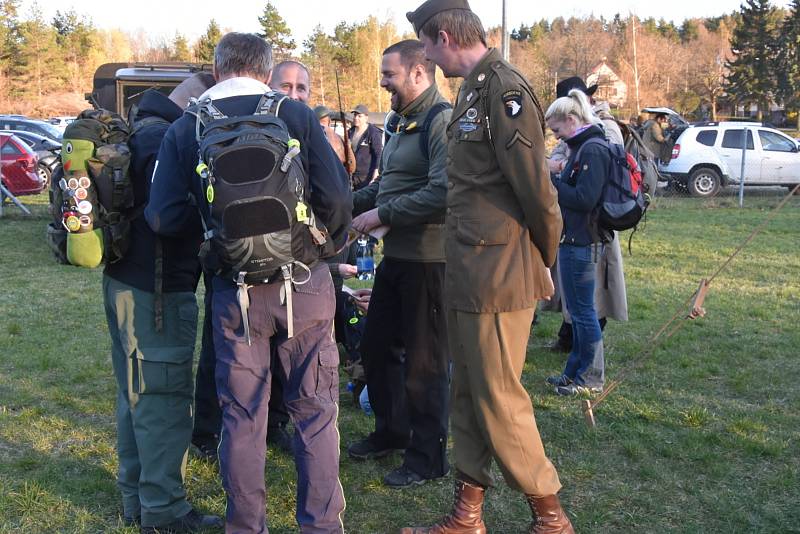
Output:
[192, 273, 289, 446]
[361, 258, 449, 478]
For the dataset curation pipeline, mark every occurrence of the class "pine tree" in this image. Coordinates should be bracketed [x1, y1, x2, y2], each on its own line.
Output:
[777, 0, 800, 128]
[257, 1, 294, 59]
[172, 32, 191, 62]
[725, 0, 780, 119]
[13, 4, 61, 100]
[195, 19, 221, 63]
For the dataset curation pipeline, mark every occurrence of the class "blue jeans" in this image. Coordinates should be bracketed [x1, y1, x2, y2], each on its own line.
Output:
[558, 245, 605, 388]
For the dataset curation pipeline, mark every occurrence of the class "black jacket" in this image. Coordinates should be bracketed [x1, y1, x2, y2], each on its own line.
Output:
[145, 84, 352, 290]
[104, 89, 202, 293]
[555, 125, 610, 246]
[348, 123, 383, 190]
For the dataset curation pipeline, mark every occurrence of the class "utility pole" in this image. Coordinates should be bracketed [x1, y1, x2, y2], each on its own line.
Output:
[501, 0, 510, 61]
[631, 14, 641, 114]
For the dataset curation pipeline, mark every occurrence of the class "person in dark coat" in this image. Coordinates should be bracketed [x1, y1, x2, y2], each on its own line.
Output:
[145, 33, 351, 534]
[102, 74, 222, 533]
[544, 88, 608, 396]
[348, 104, 383, 190]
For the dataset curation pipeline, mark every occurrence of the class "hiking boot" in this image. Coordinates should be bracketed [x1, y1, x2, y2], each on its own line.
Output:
[266, 424, 293, 454]
[140, 508, 223, 533]
[190, 437, 218, 463]
[399, 473, 487, 533]
[347, 434, 404, 460]
[545, 374, 572, 387]
[525, 494, 574, 534]
[554, 383, 602, 396]
[384, 465, 449, 489]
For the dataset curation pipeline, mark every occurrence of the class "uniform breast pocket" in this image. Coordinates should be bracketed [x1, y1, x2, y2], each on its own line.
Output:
[452, 124, 494, 174]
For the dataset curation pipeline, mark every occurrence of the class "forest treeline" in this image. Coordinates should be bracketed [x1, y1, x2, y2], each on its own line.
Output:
[0, 0, 798, 123]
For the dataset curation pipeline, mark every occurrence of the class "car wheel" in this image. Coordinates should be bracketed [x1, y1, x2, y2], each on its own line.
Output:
[38, 164, 51, 189]
[688, 167, 721, 197]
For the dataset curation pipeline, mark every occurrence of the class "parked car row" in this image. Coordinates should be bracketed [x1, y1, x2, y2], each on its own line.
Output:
[1, 132, 46, 197]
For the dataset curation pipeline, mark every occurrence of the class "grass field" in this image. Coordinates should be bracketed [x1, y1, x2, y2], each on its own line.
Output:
[0, 190, 798, 533]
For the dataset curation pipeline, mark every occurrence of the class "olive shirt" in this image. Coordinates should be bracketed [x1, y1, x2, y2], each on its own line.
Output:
[353, 84, 451, 262]
[445, 48, 562, 313]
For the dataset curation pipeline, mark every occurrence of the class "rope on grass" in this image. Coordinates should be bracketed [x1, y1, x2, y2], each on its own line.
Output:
[583, 183, 800, 425]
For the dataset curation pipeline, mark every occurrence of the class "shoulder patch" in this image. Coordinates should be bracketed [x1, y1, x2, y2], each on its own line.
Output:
[502, 90, 523, 118]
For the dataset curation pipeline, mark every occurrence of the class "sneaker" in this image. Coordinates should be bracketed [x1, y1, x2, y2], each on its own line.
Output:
[555, 383, 603, 396]
[347, 435, 404, 460]
[190, 437, 218, 463]
[266, 424, 293, 454]
[545, 374, 572, 387]
[140, 508, 223, 533]
[383, 465, 448, 489]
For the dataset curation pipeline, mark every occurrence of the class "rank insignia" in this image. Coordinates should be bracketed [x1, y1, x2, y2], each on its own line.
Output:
[502, 90, 523, 118]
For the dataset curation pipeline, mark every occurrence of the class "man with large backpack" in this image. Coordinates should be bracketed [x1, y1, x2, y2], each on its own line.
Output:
[101, 73, 222, 532]
[346, 39, 452, 489]
[146, 33, 351, 533]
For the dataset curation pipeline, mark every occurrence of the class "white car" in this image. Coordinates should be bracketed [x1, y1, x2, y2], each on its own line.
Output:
[659, 121, 800, 197]
[47, 116, 76, 132]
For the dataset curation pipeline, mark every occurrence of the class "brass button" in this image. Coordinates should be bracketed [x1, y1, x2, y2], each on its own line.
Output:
[479, 239, 485, 245]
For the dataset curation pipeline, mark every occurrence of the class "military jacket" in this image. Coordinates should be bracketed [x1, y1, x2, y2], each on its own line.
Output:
[445, 48, 562, 313]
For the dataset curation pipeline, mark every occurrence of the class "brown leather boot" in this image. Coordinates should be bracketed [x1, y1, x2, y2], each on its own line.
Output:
[526, 494, 574, 534]
[399, 475, 487, 534]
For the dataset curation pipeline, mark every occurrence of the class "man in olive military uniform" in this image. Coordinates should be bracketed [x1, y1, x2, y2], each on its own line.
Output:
[401, 1, 575, 533]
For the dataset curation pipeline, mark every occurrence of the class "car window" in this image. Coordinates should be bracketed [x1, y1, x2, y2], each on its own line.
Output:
[1, 140, 23, 155]
[721, 129, 754, 150]
[758, 130, 796, 152]
[37, 122, 63, 140]
[696, 130, 717, 146]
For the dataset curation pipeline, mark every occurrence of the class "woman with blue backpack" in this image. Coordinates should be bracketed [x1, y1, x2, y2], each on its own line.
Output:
[543, 88, 609, 396]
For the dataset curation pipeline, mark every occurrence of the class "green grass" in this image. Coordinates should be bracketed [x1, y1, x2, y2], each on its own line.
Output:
[1, 190, 799, 533]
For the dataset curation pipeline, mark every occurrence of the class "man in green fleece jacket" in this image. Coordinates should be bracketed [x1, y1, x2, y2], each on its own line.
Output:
[348, 39, 452, 489]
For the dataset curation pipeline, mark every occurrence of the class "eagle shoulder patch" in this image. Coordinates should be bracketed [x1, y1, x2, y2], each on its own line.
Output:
[502, 89, 523, 118]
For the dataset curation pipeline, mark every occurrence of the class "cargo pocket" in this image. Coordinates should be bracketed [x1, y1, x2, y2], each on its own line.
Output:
[455, 217, 509, 246]
[316, 344, 339, 403]
[132, 346, 193, 398]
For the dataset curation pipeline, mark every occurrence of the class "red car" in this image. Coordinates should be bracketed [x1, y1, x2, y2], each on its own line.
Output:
[1, 132, 44, 196]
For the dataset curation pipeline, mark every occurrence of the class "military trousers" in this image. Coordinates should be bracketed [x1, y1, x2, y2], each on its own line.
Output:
[103, 275, 197, 527]
[447, 306, 562, 496]
[212, 263, 344, 534]
[360, 258, 450, 477]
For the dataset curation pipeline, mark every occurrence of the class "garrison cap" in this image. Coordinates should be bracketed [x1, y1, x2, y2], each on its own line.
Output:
[314, 105, 332, 120]
[406, 0, 473, 36]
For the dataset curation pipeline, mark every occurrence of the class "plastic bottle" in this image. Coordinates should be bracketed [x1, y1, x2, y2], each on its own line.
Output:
[359, 386, 373, 416]
[356, 236, 375, 280]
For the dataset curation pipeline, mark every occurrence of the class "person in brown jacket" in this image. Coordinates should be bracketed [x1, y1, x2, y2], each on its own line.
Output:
[315, 105, 357, 175]
[402, 1, 574, 533]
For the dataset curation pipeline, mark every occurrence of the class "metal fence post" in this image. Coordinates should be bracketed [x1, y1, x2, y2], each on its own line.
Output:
[738, 127, 748, 208]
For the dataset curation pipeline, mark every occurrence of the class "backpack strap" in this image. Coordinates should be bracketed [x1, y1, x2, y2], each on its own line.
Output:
[254, 91, 287, 117]
[418, 101, 453, 157]
[185, 97, 226, 143]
